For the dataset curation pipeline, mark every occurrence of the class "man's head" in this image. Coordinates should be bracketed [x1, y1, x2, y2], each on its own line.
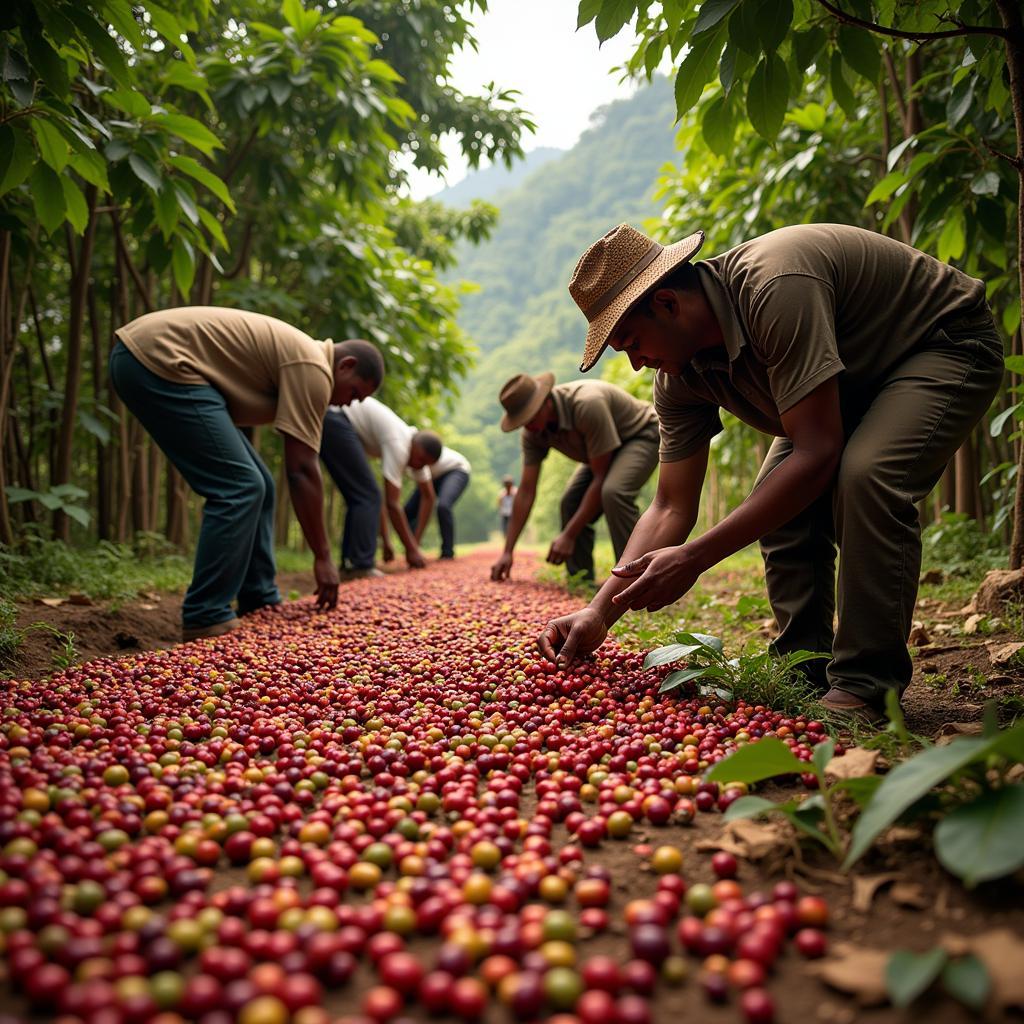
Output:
[409, 430, 442, 470]
[568, 223, 713, 374]
[498, 372, 555, 432]
[332, 339, 384, 406]
[502, 475, 514, 491]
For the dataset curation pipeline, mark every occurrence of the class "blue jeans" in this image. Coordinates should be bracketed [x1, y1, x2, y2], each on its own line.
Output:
[109, 341, 280, 629]
[405, 469, 470, 558]
[319, 408, 381, 569]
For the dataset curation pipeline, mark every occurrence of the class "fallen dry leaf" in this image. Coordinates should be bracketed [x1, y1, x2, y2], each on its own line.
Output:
[67, 593, 92, 606]
[696, 819, 790, 861]
[808, 942, 890, 1006]
[908, 621, 931, 646]
[987, 640, 1024, 667]
[935, 722, 984, 747]
[139, 604, 158, 611]
[825, 746, 880, 780]
[889, 881, 929, 909]
[36, 597, 65, 607]
[963, 612, 985, 635]
[850, 872, 899, 913]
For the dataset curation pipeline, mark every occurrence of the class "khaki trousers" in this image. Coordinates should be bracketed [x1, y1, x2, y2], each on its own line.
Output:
[754, 315, 1004, 709]
[560, 428, 660, 580]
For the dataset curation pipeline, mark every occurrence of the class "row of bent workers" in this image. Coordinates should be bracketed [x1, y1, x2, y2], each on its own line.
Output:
[112, 222, 1003, 720]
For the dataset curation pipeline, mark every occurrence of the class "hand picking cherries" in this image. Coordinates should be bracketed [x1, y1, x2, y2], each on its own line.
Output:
[0, 553, 834, 1022]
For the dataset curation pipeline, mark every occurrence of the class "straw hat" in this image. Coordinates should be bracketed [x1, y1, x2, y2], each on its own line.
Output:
[498, 372, 555, 432]
[569, 224, 705, 372]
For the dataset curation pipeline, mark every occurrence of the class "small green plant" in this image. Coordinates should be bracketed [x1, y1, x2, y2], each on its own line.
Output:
[710, 700, 1024, 883]
[21, 622, 79, 672]
[643, 632, 827, 716]
[0, 599, 20, 669]
[921, 511, 1005, 577]
[886, 948, 989, 1012]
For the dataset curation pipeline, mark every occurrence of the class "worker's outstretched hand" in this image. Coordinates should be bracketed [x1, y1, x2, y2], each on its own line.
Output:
[491, 552, 513, 581]
[537, 607, 607, 669]
[610, 546, 701, 612]
[313, 556, 340, 610]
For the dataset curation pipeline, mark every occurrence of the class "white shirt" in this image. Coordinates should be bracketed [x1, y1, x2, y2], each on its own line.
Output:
[431, 446, 471, 478]
[336, 397, 430, 488]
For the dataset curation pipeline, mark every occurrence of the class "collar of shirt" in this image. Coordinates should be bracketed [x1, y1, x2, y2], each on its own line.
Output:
[690, 262, 748, 375]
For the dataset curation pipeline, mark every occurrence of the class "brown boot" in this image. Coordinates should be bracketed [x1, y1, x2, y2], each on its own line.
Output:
[818, 687, 886, 725]
[181, 617, 240, 642]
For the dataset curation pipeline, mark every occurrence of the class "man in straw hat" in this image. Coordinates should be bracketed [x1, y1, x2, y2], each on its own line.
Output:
[491, 372, 659, 584]
[537, 223, 1002, 719]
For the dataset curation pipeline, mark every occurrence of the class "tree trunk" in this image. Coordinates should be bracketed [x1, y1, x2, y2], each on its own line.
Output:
[955, 438, 979, 520]
[53, 187, 99, 540]
[996, 0, 1024, 567]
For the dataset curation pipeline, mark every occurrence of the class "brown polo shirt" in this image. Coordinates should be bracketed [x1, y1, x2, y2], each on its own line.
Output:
[522, 381, 659, 467]
[655, 224, 989, 461]
[116, 306, 334, 452]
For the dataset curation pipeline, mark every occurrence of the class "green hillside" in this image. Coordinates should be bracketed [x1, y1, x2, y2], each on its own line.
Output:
[437, 147, 563, 207]
[446, 76, 679, 487]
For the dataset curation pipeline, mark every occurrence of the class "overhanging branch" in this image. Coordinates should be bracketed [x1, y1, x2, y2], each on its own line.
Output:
[814, 0, 1009, 42]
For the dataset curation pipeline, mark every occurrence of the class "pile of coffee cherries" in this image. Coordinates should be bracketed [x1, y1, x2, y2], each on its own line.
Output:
[0, 554, 834, 1023]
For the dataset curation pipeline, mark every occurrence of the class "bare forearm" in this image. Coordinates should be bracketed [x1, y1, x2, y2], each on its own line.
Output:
[688, 449, 837, 573]
[387, 500, 420, 553]
[415, 495, 435, 542]
[563, 477, 605, 538]
[503, 486, 535, 552]
[287, 467, 331, 559]
[591, 500, 697, 623]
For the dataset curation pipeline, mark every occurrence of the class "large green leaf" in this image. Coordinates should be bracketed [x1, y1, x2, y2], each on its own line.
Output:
[69, 149, 110, 192]
[837, 25, 880, 82]
[754, 0, 792, 53]
[60, 175, 89, 233]
[675, 631, 724, 652]
[30, 163, 66, 234]
[577, 0, 602, 29]
[723, 795, 777, 820]
[660, 666, 709, 692]
[933, 785, 1024, 886]
[746, 52, 789, 140]
[643, 643, 703, 669]
[128, 153, 162, 193]
[844, 735, 993, 868]
[32, 118, 70, 171]
[864, 170, 908, 206]
[829, 52, 858, 118]
[937, 208, 966, 263]
[705, 737, 806, 783]
[154, 185, 179, 238]
[23, 29, 69, 97]
[792, 26, 826, 71]
[168, 155, 234, 211]
[693, 0, 742, 36]
[172, 237, 195, 297]
[64, 8, 131, 85]
[702, 94, 737, 156]
[942, 956, 990, 1011]
[595, 0, 637, 42]
[886, 948, 947, 1008]
[0, 125, 35, 197]
[674, 24, 728, 121]
[150, 112, 222, 157]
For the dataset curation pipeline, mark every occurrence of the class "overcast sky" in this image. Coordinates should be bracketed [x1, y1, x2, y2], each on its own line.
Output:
[404, 0, 641, 199]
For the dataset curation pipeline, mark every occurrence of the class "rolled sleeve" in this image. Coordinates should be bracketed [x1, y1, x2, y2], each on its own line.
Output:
[274, 363, 333, 451]
[748, 275, 845, 413]
[654, 373, 723, 462]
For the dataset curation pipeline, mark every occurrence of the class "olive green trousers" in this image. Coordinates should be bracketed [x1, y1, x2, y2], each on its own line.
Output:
[754, 314, 1004, 709]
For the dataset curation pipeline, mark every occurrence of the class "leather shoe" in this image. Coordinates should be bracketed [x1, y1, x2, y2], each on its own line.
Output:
[818, 687, 885, 725]
[181, 617, 240, 642]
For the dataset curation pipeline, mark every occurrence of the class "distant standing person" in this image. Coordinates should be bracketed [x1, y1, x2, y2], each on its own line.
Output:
[498, 475, 516, 536]
[404, 444, 471, 560]
[490, 373, 660, 583]
[109, 306, 383, 640]
[320, 397, 437, 572]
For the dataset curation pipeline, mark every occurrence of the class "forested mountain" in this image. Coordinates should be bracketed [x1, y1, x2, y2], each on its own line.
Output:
[447, 77, 678, 482]
[437, 147, 563, 207]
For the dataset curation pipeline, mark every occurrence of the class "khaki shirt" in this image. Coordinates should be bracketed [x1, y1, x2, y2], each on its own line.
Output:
[116, 307, 334, 452]
[655, 224, 989, 461]
[522, 381, 658, 467]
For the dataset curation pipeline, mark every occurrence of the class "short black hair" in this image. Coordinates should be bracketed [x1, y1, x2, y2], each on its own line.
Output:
[334, 339, 385, 385]
[639, 261, 700, 315]
[412, 430, 442, 462]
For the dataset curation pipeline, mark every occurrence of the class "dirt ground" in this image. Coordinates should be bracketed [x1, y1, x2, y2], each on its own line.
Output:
[2, 552, 1023, 1022]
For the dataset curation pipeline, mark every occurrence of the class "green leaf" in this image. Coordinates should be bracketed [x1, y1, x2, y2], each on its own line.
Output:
[1004, 354, 1024, 374]
[970, 171, 1000, 196]
[674, 24, 727, 120]
[937, 208, 966, 263]
[844, 734, 995, 868]
[31, 118, 69, 172]
[172, 237, 195, 297]
[595, 0, 637, 42]
[811, 738, 835, 775]
[728, 1, 760, 55]
[830, 775, 882, 806]
[1003, 302, 1021, 337]
[693, 0, 741, 36]
[675, 631, 724, 652]
[64, 8, 131, 86]
[723, 795, 777, 820]
[754, 0, 792, 53]
[934, 785, 1024, 886]
[154, 185, 179, 237]
[197, 206, 228, 249]
[719, 43, 754, 94]
[837, 25, 880, 82]
[886, 948, 947, 1008]
[705, 737, 807, 784]
[128, 153, 162, 193]
[702, 94, 737, 156]
[577, 0, 602, 29]
[78, 410, 110, 444]
[947, 75, 974, 129]
[942, 955, 990, 1011]
[990, 404, 1019, 437]
[23, 29, 69, 97]
[660, 666, 709, 692]
[30, 163, 66, 234]
[147, 2, 194, 63]
[792, 26, 826, 71]
[149, 112, 222, 156]
[0, 125, 35, 198]
[4, 486, 39, 503]
[62, 504, 91, 528]
[69, 149, 109, 192]
[830, 51, 858, 118]
[746, 51, 789, 141]
[644, 643, 703, 669]
[865, 171, 908, 206]
[60, 175, 89, 233]
[168, 155, 234, 211]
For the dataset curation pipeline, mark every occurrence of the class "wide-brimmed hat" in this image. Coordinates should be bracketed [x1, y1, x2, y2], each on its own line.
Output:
[498, 372, 555, 432]
[569, 224, 705, 372]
